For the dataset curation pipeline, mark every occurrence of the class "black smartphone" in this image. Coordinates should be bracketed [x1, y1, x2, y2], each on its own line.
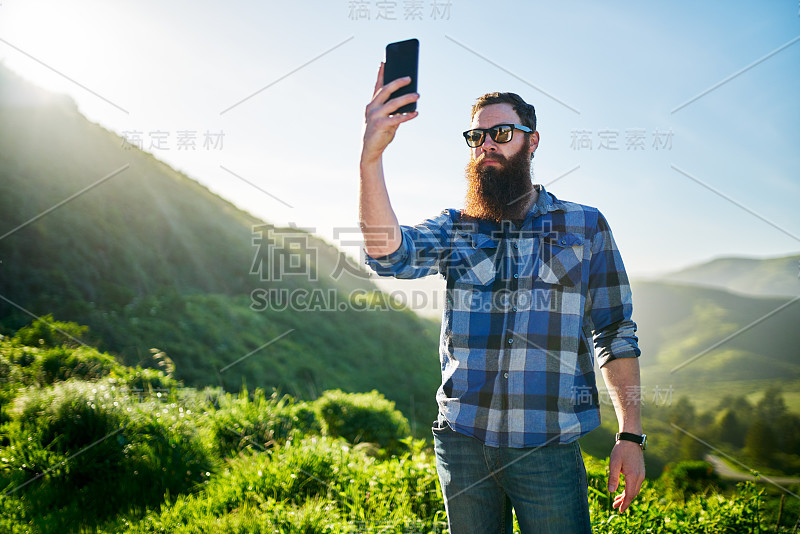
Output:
[384, 38, 419, 114]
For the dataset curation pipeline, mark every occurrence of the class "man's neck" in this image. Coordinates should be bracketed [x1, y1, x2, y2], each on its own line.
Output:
[523, 185, 539, 214]
[509, 185, 539, 221]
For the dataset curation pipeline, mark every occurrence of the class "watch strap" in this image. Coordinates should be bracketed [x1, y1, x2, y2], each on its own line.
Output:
[616, 432, 646, 450]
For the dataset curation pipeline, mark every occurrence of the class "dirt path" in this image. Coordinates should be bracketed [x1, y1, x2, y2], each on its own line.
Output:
[705, 454, 800, 485]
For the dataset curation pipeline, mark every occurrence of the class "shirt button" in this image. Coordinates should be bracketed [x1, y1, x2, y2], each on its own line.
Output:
[560, 239, 567, 245]
[508, 338, 513, 344]
[504, 372, 509, 379]
[512, 306, 518, 312]
[513, 273, 519, 279]
[513, 243, 519, 249]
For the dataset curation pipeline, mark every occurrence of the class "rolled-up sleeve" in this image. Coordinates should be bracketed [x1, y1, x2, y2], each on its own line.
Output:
[585, 213, 641, 367]
[364, 209, 455, 280]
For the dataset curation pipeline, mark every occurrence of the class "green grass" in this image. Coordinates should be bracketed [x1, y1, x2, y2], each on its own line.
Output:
[2, 335, 798, 533]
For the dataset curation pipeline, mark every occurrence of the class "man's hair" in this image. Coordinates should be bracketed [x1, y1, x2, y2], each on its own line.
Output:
[470, 92, 537, 131]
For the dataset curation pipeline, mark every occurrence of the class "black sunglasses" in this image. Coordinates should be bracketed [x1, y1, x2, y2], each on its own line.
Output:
[463, 123, 533, 148]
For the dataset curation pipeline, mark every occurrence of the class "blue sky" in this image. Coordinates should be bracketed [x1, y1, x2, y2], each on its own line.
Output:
[1, 0, 798, 280]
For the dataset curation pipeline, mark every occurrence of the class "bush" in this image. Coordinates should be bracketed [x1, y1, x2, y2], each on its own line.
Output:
[113, 494, 350, 534]
[116, 365, 182, 396]
[116, 434, 442, 533]
[11, 314, 88, 349]
[1, 379, 215, 529]
[314, 390, 410, 457]
[35, 344, 119, 384]
[661, 460, 720, 502]
[210, 388, 320, 457]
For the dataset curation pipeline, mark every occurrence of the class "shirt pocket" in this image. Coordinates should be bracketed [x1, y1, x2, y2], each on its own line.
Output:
[538, 232, 583, 287]
[449, 232, 498, 286]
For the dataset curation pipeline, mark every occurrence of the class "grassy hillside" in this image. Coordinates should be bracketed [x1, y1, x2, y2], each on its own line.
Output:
[661, 254, 800, 297]
[2, 63, 798, 483]
[631, 280, 800, 385]
[2, 320, 796, 533]
[0, 65, 441, 427]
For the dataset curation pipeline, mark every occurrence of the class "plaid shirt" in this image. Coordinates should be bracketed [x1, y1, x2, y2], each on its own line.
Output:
[365, 185, 640, 447]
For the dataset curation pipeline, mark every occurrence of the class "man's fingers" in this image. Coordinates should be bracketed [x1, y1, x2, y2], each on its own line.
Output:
[610, 472, 644, 513]
[607, 456, 621, 493]
[365, 79, 415, 118]
[629, 473, 645, 500]
[367, 91, 419, 122]
[612, 492, 631, 513]
[391, 110, 418, 124]
[373, 110, 419, 132]
[373, 76, 413, 105]
[373, 62, 385, 96]
[621, 491, 634, 513]
[384, 92, 419, 116]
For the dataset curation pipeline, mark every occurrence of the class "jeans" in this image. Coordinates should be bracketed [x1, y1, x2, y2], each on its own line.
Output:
[432, 420, 592, 534]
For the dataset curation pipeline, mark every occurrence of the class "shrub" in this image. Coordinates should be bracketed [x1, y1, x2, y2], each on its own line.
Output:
[195, 436, 354, 514]
[210, 388, 320, 457]
[314, 390, 410, 457]
[11, 314, 88, 349]
[661, 460, 720, 502]
[1, 379, 215, 528]
[35, 344, 119, 384]
[116, 365, 182, 396]
[112, 494, 350, 534]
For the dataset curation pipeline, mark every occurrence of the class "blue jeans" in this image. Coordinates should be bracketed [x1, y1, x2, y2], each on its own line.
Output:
[432, 421, 592, 534]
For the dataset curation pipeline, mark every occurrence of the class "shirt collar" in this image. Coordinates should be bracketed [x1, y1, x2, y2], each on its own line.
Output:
[529, 184, 566, 218]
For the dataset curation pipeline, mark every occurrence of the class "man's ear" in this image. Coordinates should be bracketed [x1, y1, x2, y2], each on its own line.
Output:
[529, 131, 540, 159]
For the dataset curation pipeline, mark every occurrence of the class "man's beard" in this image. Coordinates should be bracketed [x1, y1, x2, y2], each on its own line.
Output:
[463, 143, 533, 223]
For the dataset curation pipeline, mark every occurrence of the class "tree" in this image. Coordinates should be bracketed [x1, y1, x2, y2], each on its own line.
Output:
[745, 419, 776, 460]
[715, 409, 745, 448]
[669, 395, 696, 428]
[755, 386, 787, 423]
[679, 433, 708, 461]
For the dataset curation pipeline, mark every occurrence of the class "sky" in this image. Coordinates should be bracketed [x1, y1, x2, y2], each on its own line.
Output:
[1, 0, 798, 287]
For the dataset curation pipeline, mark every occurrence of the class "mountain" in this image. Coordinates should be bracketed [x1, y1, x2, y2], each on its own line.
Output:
[0, 65, 442, 428]
[2, 64, 797, 431]
[660, 254, 800, 298]
[630, 280, 800, 383]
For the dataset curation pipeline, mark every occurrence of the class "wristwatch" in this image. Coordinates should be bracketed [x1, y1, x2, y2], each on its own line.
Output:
[615, 432, 647, 451]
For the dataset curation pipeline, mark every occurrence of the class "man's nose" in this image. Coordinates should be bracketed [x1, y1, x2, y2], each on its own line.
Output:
[480, 134, 498, 151]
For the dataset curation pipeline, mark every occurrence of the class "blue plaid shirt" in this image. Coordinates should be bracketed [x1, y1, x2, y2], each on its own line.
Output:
[365, 185, 640, 448]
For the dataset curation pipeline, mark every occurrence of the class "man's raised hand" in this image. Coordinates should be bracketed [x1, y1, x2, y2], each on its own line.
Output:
[361, 62, 419, 165]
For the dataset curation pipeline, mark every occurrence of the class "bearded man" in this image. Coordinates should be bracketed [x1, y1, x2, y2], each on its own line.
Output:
[359, 64, 645, 534]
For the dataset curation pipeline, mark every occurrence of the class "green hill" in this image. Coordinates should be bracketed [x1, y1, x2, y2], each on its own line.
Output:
[0, 65, 441, 427]
[630, 280, 800, 396]
[2, 63, 798, 434]
[661, 254, 800, 298]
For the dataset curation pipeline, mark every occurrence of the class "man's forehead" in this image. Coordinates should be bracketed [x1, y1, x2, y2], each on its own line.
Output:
[471, 103, 520, 127]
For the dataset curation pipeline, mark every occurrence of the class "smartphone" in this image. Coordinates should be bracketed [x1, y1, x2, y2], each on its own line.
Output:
[384, 38, 419, 114]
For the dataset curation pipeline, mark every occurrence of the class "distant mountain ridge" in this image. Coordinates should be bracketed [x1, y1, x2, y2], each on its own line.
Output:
[1, 64, 797, 424]
[660, 254, 800, 298]
[631, 280, 800, 381]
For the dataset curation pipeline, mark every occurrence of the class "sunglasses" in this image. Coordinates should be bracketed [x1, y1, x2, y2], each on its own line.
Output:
[462, 123, 533, 148]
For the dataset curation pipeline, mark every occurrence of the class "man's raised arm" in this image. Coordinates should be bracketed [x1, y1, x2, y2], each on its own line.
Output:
[359, 62, 419, 258]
